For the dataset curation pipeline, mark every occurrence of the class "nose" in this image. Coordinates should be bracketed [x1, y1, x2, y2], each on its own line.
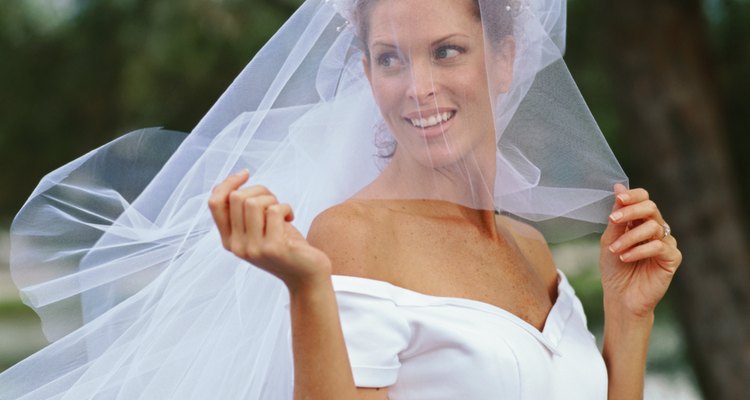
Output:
[406, 59, 438, 105]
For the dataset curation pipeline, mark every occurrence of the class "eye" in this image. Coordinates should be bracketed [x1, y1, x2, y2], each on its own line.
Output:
[435, 45, 464, 60]
[376, 52, 403, 68]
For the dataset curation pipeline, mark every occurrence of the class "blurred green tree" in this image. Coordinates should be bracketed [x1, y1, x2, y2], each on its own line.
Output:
[593, 0, 750, 398]
[0, 0, 302, 223]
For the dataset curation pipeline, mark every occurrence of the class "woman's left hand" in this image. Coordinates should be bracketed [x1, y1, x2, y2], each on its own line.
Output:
[599, 183, 683, 318]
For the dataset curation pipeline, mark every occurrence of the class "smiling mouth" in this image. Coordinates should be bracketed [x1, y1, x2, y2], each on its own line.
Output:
[407, 111, 456, 129]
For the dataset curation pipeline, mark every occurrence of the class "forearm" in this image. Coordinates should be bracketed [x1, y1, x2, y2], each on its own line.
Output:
[288, 275, 359, 400]
[602, 303, 654, 400]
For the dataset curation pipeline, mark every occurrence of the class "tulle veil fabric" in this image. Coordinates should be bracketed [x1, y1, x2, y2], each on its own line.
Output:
[0, 0, 626, 398]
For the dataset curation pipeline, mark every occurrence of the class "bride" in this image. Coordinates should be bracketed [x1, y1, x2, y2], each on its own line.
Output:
[1, 0, 681, 399]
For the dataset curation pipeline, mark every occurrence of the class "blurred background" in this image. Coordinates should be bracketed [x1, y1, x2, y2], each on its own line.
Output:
[0, 0, 748, 398]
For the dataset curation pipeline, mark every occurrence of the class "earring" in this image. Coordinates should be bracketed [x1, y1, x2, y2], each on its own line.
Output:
[373, 119, 396, 170]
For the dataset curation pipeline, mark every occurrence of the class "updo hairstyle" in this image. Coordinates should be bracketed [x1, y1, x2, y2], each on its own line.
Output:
[351, 0, 515, 58]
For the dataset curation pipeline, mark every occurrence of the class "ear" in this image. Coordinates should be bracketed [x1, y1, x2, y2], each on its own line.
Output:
[490, 36, 516, 94]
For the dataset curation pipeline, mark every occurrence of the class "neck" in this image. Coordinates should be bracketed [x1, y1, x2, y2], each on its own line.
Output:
[353, 198, 502, 238]
[380, 146, 497, 210]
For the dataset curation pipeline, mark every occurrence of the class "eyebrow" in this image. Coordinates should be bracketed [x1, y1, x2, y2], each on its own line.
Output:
[370, 33, 470, 49]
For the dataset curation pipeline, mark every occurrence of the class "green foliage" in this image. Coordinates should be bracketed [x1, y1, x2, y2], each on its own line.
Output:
[0, 0, 302, 220]
[714, 0, 750, 214]
[0, 300, 36, 320]
[566, 0, 628, 169]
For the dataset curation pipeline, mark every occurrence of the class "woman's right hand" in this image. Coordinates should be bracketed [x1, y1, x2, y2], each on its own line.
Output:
[208, 169, 332, 291]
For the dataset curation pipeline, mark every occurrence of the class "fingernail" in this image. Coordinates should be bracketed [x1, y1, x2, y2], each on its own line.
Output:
[609, 241, 622, 253]
[620, 253, 630, 262]
[617, 194, 629, 203]
[234, 169, 249, 177]
[609, 212, 623, 222]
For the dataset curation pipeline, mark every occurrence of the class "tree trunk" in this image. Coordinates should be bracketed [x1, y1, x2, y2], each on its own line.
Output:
[596, 0, 750, 398]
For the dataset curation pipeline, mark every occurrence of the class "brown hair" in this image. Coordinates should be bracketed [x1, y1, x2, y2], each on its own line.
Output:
[352, 0, 514, 59]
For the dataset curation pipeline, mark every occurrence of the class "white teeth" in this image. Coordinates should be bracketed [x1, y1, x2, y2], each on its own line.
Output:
[409, 111, 455, 128]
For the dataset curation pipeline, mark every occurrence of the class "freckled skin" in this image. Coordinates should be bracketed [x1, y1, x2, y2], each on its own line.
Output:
[329, 0, 554, 330]
[341, 1, 543, 321]
[312, 199, 559, 332]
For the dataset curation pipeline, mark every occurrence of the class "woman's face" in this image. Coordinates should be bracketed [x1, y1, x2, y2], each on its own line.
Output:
[363, 0, 513, 169]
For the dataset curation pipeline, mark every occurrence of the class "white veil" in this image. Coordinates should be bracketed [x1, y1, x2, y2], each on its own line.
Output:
[0, 0, 626, 398]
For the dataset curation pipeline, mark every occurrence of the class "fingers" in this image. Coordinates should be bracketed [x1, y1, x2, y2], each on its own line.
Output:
[614, 187, 650, 207]
[609, 199, 663, 226]
[611, 187, 665, 228]
[208, 170, 250, 247]
[607, 219, 662, 254]
[243, 194, 279, 244]
[228, 186, 273, 251]
[601, 183, 629, 244]
[208, 171, 298, 266]
[613, 183, 628, 196]
[602, 185, 669, 251]
[606, 186, 666, 244]
[618, 238, 682, 269]
[603, 185, 682, 269]
[265, 204, 294, 241]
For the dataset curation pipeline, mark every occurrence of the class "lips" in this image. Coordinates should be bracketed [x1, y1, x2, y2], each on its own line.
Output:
[408, 111, 456, 128]
[403, 108, 457, 138]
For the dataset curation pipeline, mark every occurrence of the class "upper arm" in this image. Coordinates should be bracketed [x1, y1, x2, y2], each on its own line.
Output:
[308, 205, 396, 399]
[357, 387, 390, 400]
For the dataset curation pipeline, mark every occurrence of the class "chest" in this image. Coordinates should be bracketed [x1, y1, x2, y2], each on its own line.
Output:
[371, 219, 555, 330]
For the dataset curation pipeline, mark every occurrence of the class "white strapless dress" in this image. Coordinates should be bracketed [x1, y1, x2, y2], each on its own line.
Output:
[332, 269, 608, 399]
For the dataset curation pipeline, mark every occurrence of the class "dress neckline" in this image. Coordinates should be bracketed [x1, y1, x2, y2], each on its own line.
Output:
[331, 269, 576, 355]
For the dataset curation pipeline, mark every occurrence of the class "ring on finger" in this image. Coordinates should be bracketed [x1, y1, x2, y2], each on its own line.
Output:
[661, 222, 671, 240]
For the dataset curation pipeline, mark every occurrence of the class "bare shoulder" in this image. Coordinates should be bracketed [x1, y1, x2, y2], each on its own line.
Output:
[306, 200, 388, 278]
[496, 215, 558, 283]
